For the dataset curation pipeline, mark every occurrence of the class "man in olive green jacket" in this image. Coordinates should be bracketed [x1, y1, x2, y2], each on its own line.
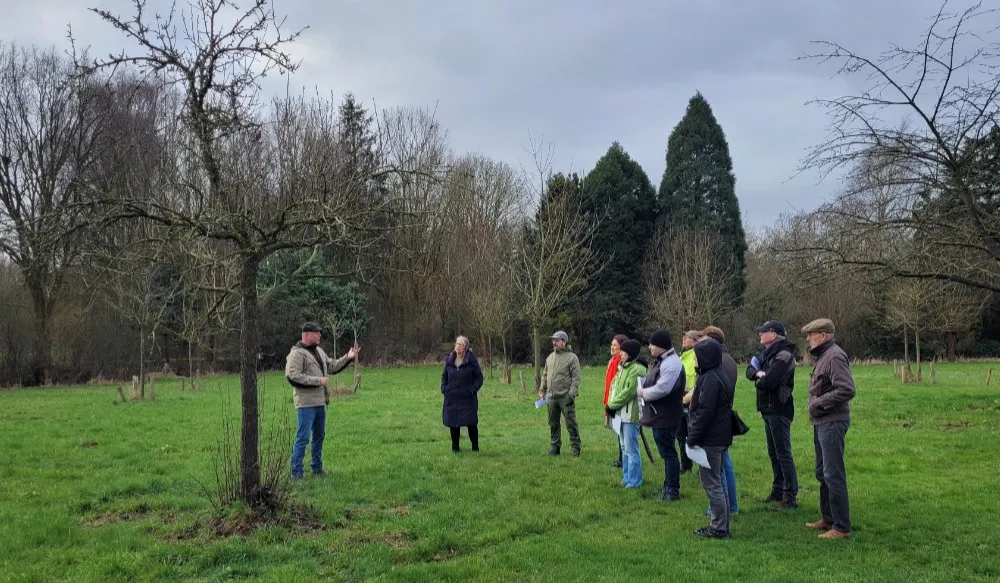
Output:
[286, 322, 360, 479]
[537, 331, 582, 456]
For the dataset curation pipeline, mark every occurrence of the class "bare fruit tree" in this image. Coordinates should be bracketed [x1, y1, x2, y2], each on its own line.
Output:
[514, 143, 600, 389]
[797, 1, 1000, 293]
[84, 0, 440, 507]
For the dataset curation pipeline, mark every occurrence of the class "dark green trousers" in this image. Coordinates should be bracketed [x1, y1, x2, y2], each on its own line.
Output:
[547, 396, 580, 453]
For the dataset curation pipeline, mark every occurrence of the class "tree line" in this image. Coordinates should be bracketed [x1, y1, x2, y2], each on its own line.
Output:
[2, 0, 999, 393]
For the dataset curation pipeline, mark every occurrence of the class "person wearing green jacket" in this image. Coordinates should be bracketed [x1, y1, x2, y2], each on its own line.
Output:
[538, 331, 582, 456]
[677, 330, 700, 473]
[605, 339, 647, 488]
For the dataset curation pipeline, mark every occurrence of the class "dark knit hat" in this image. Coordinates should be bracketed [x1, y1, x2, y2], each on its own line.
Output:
[649, 329, 673, 350]
[621, 339, 641, 362]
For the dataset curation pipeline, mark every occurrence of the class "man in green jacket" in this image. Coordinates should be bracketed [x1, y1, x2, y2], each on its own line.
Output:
[285, 322, 360, 480]
[537, 331, 582, 456]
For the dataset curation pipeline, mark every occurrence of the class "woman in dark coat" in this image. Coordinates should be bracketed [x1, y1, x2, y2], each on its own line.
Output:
[441, 336, 484, 453]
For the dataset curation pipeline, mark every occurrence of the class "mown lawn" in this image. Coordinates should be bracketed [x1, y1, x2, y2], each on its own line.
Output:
[0, 362, 998, 582]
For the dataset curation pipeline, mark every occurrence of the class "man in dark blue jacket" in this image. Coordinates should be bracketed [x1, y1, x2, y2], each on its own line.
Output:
[746, 320, 798, 510]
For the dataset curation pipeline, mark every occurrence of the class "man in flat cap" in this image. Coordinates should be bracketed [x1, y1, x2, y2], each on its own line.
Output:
[746, 320, 799, 511]
[538, 330, 582, 456]
[801, 318, 856, 539]
[285, 321, 360, 480]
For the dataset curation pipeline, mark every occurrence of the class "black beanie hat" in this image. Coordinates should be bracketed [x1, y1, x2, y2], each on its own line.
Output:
[621, 339, 641, 362]
[649, 329, 673, 351]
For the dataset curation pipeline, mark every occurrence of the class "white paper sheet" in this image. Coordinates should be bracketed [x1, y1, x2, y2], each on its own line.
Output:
[535, 397, 548, 409]
[685, 444, 711, 469]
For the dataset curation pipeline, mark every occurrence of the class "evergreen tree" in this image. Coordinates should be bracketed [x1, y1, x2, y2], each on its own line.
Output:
[576, 143, 657, 357]
[659, 92, 747, 305]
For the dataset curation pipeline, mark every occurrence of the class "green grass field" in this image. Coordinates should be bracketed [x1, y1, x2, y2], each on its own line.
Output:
[1, 363, 998, 582]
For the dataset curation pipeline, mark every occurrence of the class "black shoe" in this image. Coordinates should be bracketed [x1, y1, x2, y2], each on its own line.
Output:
[612, 459, 623, 468]
[452, 449, 460, 454]
[761, 493, 783, 503]
[775, 498, 799, 511]
[311, 470, 327, 477]
[661, 490, 680, 502]
[571, 450, 580, 457]
[291, 474, 303, 481]
[471, 447, 479, 452]
[547, 448, 560, 456]
[694, 527, 731, 539]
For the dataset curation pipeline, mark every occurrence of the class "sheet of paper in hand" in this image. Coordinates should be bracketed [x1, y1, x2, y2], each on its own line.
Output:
[535, 397, 548, 409]
[685, 444, 711, 468]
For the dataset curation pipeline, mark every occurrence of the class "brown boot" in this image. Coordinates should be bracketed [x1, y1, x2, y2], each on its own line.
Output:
[806, 520, 832, 530]
[819, 529, 851, 539]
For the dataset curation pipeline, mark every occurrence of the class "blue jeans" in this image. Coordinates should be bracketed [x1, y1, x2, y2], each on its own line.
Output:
[651, 427, 680, 496]
[290, 406, 326, 477]
[620, 422, 643, 488]
[708, 451, 739, 515]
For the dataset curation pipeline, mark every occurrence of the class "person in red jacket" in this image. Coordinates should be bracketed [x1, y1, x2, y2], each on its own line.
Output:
[605, 334, 628, 468]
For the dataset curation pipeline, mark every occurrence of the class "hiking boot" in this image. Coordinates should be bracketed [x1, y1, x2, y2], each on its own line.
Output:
[806, 520, 833, 530]
[694, 527, 731, 539]
[547, 447, 560, 456]
[571, 449, 580, 457]
[661, 490, 680, 502]
[760, 492, 783, 503]
[290, 474, 303, 481]
[611, 460, 623, 468]
[311, 470, 327, 477]
[819, 529, 851, 539]
[775, 498, 799, 511]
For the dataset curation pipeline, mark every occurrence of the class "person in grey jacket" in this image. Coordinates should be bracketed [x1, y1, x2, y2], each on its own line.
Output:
[801, 318, 856, 539]
[285, 322, 359, 480]
[637, 329, 685, 501]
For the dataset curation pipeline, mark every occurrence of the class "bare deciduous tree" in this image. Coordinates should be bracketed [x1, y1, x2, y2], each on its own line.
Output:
[797, 1, 1000, 293]
[513, 143, 600, 389]
[645, 226, 736, 334]
[85, 0, 441, 507]
[0, 42, 107, 384]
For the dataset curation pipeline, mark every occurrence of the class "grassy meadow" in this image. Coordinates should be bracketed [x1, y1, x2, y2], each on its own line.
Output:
[0, 362, 998, 582]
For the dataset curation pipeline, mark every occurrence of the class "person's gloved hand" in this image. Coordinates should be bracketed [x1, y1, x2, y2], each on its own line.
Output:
[605, 406, 616, 417]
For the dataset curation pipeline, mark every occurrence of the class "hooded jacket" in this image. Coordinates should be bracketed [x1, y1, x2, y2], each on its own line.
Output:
[441, 350, 484, 427]
[686, 339, 734, 448]
[606, 356, 648, 424]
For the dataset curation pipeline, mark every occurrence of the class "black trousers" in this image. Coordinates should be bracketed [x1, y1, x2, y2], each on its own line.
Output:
[449, 425, 479, 451]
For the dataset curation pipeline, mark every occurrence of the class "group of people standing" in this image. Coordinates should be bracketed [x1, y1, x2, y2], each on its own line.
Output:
[283, 315, 857, 542]
[544, 318, 857, 541]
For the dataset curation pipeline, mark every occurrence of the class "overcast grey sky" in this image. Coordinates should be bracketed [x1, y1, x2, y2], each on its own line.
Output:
[0, 0, 959, 227]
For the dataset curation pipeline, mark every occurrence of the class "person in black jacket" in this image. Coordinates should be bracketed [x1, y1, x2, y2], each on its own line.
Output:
[746, 320, 799, 510]
[687, 338, 734, 539]
[441, 336, 484, 453]
[637, 329, 686, 502]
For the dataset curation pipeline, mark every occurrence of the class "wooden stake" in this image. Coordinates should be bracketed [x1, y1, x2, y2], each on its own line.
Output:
[930, 359, 936, 384]
[519, 370, 526, 394]
[180, 377, 186, 392]
[149, 374, 156, 401]
[131, 375, 140, 400]
[117, 385, 127, 402]
[987, 368, 993, 386]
